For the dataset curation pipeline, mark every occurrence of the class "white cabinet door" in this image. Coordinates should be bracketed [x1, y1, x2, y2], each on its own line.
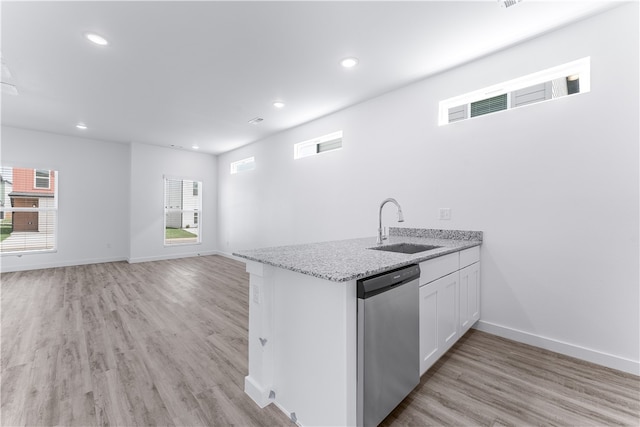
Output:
[459, 262, 480, 335]
[419, 283, 438, 375]
[419, 272, 459, 375]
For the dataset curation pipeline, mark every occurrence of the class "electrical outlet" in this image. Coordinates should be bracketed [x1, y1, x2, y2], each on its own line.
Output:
[439, 208, 452, 220]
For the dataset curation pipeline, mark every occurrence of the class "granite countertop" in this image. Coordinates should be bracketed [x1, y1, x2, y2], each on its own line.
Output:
[233, 228, 482, 282]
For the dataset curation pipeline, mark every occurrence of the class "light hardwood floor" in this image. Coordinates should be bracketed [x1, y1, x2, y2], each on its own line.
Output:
[1, 256, 638, 426]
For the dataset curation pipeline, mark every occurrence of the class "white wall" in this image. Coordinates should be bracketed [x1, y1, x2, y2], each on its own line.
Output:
[129, 142, 217, 263]
[218, 4, 639, 373]
[0, 130, 219, 270]
[0, 126, 130, 271]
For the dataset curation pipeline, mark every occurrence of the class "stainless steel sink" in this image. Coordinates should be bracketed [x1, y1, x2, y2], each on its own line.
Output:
[368, 243, 442, 254]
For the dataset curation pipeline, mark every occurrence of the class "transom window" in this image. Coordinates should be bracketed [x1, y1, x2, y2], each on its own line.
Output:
[294, 131, 343, 159]
[439, 57, 590, 125]
[230, 157, 256, 174]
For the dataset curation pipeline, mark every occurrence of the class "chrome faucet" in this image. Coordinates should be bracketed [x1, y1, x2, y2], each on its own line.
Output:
[377, 198, 404, 244]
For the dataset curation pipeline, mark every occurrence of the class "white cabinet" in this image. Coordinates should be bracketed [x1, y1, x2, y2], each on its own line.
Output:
[418, 246, 481, 376]
[419, 252, 458, 285]
[458, 246, 480, 335]
[419, 271, 459, 375]
[459, 262, 480, 335]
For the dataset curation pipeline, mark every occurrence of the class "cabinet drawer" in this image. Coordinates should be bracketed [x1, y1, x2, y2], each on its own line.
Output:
[459, 246, 480, 269]
[419, 252, 459, 285]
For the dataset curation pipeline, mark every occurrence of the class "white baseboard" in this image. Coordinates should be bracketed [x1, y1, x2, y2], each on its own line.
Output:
[244, 375, 272, 409]
[1, 251, 241, 273]
[215, 250, 247, 263]
[474, 320, 640, 376]
[0, 256, 128, 273]
[127, 250, 219, 264]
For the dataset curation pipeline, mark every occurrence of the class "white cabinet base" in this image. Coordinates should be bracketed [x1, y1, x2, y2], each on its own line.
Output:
[419, 272, 460, 375]
[244, 262, 357, 427]
[419, 247, 481, 376]
[459, 262, 480, 335]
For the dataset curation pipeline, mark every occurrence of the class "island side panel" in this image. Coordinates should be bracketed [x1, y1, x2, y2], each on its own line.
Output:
[244, 261, 357, 426]
[245, 261, 276, 407]
[272, 267, 357, 427]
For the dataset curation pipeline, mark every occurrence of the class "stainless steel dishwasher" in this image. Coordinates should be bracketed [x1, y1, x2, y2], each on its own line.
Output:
[357, 264, 421, 427]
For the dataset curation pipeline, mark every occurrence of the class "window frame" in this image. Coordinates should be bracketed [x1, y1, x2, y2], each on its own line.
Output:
[439, 57, 590, 125]
[163, 175, 203, 247]
[294, 131, 343, 159]
[1, 166, 59, 256]
[230, 157, 256, 174]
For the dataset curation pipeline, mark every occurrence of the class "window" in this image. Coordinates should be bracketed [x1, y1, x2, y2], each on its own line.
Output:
[1, 166, 58, 254]
[164, 176, 202, 246]
[294, 131, 343, 159]
[230, 157, 256, 174]
[34, 169, 50, 189]
[440, 57, 590, 125]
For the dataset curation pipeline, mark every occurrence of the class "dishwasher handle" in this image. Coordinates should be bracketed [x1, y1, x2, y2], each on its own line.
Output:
[357, 264, 420, 299]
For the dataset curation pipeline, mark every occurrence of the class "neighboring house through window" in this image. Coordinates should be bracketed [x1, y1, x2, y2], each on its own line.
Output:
[0, 166, 58, 254]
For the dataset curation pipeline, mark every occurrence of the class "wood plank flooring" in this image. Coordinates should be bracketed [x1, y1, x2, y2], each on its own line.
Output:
[2, 255, 639, 426]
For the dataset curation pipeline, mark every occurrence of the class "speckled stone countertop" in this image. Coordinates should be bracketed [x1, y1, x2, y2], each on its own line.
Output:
[233, 228, 482, 282]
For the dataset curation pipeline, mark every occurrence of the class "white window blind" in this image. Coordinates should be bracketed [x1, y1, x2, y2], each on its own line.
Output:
[164, 176, 202, 246]
[448, 105, 467, 123]
[511, 82, 552, 108]
[1, 166, 58, 254]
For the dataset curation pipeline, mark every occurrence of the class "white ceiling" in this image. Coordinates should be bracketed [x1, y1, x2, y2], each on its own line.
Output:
[1, 1, 620, 155]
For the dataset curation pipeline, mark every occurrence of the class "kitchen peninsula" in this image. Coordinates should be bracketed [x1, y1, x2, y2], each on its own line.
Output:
[233, 228, 482, 426]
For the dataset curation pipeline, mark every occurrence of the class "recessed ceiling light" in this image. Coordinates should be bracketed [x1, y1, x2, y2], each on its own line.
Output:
[340, 57, 359, 69]
[84, 32, 109, 46]
[192, 145, 199, 150]
[273, 101, 285, 109]
[76, 123, 87, 130]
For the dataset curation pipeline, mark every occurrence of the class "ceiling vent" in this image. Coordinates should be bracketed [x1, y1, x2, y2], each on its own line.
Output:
[248, 117, 264, 125]
[499, 0, 523, 8]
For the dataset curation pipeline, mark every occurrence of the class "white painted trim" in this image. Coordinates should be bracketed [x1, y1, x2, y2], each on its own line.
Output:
[474, 320, 640, 376]
[0, 256, 128, 273]
[1, 251, 229, 272]
[272, 400, 301, 427]
[126, 250, 219, 264]
[244, 375, 272, 409]
[215, 250, 248, 263]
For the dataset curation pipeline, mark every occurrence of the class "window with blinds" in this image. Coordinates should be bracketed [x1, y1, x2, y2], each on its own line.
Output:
[294, 131, 343, 159]
[164, 176, 202, 246]
[0, 166, 58, 254]
[439, 57, 590, 125]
